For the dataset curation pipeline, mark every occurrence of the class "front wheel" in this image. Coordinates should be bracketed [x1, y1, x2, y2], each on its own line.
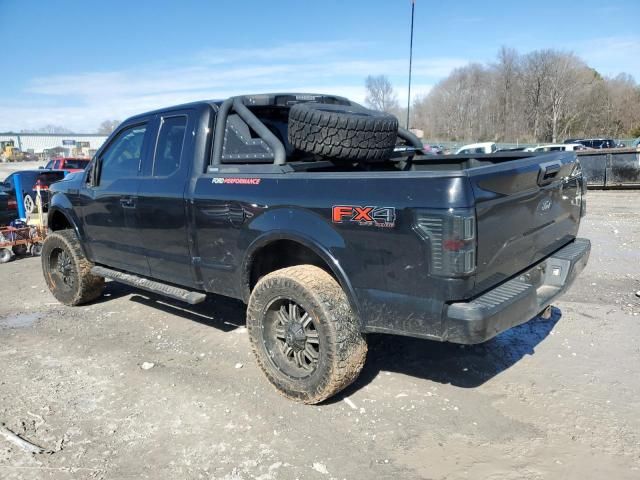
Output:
[41, 230, 105, 305]
[247, 265, 367, 404]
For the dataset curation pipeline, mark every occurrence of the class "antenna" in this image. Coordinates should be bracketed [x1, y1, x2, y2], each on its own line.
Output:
[406, 0, 415, 129]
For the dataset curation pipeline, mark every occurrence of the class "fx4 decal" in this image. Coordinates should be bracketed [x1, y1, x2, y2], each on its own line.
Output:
[332, 205, 396, 228]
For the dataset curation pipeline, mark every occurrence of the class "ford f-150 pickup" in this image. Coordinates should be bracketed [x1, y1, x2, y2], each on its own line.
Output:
[42, 93, 590, 403]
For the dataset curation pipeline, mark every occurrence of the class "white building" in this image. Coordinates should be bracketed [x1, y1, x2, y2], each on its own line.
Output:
[0, 133, 108, 158]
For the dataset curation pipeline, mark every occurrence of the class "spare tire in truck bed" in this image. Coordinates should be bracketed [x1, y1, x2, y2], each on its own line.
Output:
[288, 103, 399, 162]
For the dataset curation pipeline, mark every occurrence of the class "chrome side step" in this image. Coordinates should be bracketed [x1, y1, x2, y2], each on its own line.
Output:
[91, 266, 207, 305]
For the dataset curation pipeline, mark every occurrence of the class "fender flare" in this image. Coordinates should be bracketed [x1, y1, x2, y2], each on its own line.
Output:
[241, 230, 362, 325]
[47, 206, 79, 236]
[47, 204, 92, 259]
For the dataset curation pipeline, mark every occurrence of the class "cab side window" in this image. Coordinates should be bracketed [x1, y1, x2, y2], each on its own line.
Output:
[153, 116, 186, 176]
[99, 124, 147, 187]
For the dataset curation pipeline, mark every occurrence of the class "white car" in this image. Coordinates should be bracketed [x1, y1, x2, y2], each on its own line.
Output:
[455, 142, 497, 155]
[529, 144, 587, 152]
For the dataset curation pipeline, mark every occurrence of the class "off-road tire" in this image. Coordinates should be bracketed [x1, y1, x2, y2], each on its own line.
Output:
[247, 265, 367, 404]
[41, 230, 104, 305]
[288, 103, 399, 162]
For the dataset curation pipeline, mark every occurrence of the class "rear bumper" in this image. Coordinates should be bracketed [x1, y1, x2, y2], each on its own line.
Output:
[443, 238, 590, 344]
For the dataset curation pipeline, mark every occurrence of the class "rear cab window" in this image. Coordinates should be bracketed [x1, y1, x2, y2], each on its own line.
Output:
[153, 116, 187, 176]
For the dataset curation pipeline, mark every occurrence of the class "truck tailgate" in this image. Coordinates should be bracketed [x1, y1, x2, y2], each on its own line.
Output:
[468, 152, 583, 294]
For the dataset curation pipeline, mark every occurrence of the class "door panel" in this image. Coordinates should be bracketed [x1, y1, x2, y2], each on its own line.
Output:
[81, 122, 151, 275]
[135, 112, 195, 287]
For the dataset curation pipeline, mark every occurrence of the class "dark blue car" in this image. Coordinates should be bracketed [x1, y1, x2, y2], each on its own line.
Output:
[0, 191, 17, 226]
[0, 170, 66, 215]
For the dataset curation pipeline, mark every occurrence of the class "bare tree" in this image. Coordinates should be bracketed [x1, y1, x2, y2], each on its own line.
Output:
[364, 75, 400, 113]
[21, 125, 72, 134]
[98, 120, 121, 135]
[493, 46, 521, 141]
[410, 46, 640, 143]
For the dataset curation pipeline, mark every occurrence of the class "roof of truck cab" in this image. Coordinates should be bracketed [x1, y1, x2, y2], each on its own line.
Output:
[125, 101, 217, 122]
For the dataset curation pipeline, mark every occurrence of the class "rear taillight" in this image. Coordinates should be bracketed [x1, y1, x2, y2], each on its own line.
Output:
[7, 198, 17, 210]
[415, 208, 476, 277]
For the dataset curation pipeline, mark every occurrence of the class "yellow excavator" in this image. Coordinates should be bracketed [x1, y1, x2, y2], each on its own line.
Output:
[0, 140, 25, 162]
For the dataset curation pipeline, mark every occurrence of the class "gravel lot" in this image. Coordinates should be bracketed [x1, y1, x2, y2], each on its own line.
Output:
[1, 162, 639, 479]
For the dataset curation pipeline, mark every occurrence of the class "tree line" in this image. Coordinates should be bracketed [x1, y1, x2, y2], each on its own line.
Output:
[366, 47, 640, 143]
[18, 120, 121, 135]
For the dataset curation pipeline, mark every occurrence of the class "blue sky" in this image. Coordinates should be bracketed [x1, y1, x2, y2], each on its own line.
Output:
[1, 0, 639, 132]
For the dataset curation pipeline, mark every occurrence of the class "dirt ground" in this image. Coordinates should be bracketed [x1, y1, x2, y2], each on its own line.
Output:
[1, 164, 639, 479]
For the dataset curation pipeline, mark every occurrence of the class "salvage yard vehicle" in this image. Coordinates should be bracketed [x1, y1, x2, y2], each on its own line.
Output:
[527, 144, 588, 152]
[455, 142, 497, 155]
[564, 138, 622, 149]
[1, 170, 66, 214]
[41, 93, 590, 404]
[42, 157, 90, 173]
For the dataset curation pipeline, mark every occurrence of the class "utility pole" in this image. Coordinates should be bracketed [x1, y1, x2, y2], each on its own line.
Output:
[406, 0, 415, 130]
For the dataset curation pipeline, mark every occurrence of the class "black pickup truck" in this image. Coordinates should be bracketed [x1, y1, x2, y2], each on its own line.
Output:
[42, 93, 590, 403]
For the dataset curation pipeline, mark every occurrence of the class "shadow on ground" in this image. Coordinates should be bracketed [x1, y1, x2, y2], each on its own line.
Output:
[97, 281, 561, 397]
[330, 307, 562, 402]
[128, 293, 246, 333]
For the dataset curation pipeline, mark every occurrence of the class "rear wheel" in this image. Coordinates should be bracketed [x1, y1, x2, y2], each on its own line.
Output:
[24, 194, 35, 214]
[41, 230, 104, 305]
[0, 248, 12, 264]
[247, 265, 367, 404]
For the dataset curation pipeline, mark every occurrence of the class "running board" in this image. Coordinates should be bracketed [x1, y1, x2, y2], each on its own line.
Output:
[91, 266, 207, 305]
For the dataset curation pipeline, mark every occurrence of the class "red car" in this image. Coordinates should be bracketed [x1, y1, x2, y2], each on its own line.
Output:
[43, 157, 90, 172]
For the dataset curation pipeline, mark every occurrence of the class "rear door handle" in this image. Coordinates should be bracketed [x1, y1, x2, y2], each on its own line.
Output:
[120, 196, 136, 208]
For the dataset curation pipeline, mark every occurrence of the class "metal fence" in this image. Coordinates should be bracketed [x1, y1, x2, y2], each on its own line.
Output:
[578, 148, 640, 188]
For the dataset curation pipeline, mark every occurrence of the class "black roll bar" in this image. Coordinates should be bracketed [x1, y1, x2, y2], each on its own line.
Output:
[397, 127, 424, 153]
[211, 96, 286, 166]
[211, 95, 422, 166]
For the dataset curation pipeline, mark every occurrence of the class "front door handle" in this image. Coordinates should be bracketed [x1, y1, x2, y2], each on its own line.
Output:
[120, 196, 136, 208]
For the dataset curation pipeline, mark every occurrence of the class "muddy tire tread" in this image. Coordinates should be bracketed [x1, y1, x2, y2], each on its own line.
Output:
[247, 265, 367, 404]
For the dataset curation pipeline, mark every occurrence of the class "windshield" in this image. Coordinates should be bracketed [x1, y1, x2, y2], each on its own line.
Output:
[37, 172, 65, 185]
[64, 159, 89, 169]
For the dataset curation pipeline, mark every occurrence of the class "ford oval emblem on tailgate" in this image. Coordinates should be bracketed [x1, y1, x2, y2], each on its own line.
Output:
[538, 198, 553, 213]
